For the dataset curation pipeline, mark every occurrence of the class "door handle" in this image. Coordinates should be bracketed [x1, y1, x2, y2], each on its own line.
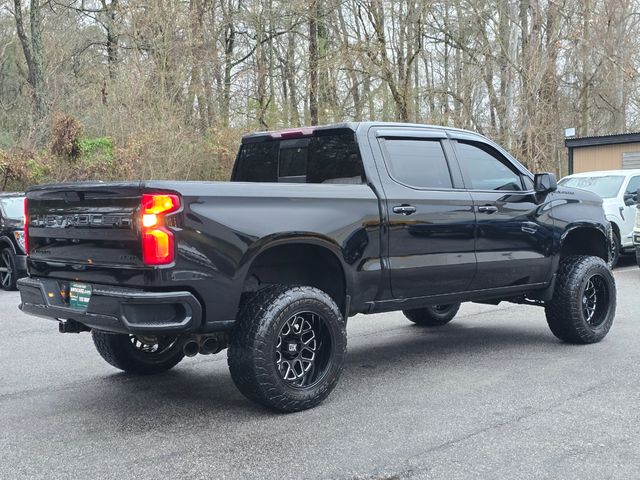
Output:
[392, 205, 417, 215]
[477, 205, 498, 214]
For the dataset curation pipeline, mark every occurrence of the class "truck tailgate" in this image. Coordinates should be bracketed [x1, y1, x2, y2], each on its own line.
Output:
[27, 182, 144, 267]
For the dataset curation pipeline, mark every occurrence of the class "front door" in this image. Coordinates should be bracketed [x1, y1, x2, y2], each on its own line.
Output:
[451, 138, 554, 290]
[373, 130, 477, 298]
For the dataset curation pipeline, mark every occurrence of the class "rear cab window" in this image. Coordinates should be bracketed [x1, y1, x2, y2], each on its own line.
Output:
[232, 130, 365, 184]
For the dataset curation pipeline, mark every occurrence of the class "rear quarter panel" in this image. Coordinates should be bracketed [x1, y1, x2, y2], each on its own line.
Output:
[146, 181, 383, 326]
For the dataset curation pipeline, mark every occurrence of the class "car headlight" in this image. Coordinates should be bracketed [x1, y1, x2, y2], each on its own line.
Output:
[13, 230, 25, 253]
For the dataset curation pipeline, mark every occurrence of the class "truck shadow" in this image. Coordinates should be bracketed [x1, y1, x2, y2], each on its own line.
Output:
[63, 320, 568, 430]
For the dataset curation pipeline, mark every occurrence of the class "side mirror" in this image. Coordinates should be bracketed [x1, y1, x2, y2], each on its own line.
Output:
[534, 172, 557, 194]
[623, 193, 638, 206]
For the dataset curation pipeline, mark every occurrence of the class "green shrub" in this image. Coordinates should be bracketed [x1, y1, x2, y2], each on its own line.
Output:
[78, 137, 115, 163]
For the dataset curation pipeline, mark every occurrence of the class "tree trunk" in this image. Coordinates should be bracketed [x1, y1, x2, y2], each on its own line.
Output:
[308, 0, 319, 125]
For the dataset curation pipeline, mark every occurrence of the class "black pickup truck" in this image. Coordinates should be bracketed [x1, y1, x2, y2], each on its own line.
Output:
[18, 122, 616, 412]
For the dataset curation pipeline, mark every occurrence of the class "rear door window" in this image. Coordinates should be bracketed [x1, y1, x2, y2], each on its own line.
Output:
[381, 139, 453, 189]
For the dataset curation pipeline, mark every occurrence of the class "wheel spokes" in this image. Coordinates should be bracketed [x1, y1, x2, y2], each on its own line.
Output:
[275, 311, 329, 387]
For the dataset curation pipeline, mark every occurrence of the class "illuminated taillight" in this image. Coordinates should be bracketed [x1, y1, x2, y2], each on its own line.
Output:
[141, 193, 180, 265]
[142, 227, 174, 265]
[142, 194, 180, 215]
[23, 197, 28, 255]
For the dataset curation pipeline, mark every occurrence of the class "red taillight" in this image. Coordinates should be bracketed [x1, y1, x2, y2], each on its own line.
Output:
[23, 197, 28, 255]
[142, 194, 180, 215]
[141, 193, 180, 265]
[142, 227, 174, 265]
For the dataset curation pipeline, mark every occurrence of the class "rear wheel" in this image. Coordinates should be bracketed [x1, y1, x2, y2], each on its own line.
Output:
[228, 285, 347, 412]
[0, 248, 17, 291]
[92, 331, 185, 374]
[403, 303, 461, 326]
[545, 256, 616, 344]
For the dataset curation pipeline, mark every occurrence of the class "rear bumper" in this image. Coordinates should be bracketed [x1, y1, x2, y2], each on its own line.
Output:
[18, 277, 202, 334]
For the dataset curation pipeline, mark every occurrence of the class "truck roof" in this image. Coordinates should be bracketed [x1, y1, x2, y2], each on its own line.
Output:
[241, 121, 482, 143]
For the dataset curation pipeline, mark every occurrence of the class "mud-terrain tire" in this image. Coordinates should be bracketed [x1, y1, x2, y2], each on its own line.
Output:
[545, 255, 616, 344]
[92, 331, 184, 374]
[403, 303, 461, 327]
[0, 247, 17, 291]
[228, 285, 347, 413]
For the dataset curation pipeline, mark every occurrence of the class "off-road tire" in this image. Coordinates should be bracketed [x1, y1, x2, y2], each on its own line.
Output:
[545, 255, 616, 344]
[228, 285, 347, 413]
[0, 247, 17, 291]
[635, 247, 640, 268]
[92, 331, 185, 374]
[403, 303, 461, 327]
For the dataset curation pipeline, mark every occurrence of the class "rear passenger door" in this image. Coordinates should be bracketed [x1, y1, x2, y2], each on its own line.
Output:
[371, 128, 477, 299]
[450, 136, 554, 290]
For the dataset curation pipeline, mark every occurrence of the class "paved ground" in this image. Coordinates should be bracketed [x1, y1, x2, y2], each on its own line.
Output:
[1, 258, 639, 480]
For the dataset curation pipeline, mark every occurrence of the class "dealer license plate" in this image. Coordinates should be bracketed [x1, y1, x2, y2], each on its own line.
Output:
[69, 282, 92, 310]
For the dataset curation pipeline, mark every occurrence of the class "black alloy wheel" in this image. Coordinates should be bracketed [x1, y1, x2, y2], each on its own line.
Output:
[0, 248, 17, 291]
[581, 274, 610, 328]
[92, 331, 185, 374]
[275, 311, 332, 388]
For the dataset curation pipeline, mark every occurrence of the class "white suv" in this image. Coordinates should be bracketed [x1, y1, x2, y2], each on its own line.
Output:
[634, 205, 640, 267]
[559, 169, 640, 267]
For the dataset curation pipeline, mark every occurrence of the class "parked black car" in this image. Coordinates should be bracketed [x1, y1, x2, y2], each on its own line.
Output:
[18, 123, 616, 412]
[0, 192, 26, 290]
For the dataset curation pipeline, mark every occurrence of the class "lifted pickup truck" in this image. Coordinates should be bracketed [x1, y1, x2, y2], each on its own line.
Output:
[19, 122, 616, 412]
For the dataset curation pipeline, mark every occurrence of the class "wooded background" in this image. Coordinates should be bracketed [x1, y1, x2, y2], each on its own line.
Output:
[0, 0, 638, 189]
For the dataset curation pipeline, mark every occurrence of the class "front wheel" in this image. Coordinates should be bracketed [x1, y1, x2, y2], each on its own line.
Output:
[636, 247, 640, 268]
[92, 331, 185, 374]
[545, 256, 616, 344]
[403, 303, 461, 326]
[228, 285, 347, 412]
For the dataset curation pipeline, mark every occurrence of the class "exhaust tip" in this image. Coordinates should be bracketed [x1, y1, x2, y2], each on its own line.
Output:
[183, 341, 199, 357]
[200, 338, 219, 355]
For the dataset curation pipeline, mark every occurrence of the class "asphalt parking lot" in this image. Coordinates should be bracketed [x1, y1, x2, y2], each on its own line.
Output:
[1, 258, 639, 480]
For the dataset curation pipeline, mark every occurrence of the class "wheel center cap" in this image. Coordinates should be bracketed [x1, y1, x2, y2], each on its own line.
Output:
[283, 339, 300, 359]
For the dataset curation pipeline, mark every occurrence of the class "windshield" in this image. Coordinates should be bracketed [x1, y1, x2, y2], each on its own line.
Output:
[0, 196, 24, 220]
[559, 176, 624, 199]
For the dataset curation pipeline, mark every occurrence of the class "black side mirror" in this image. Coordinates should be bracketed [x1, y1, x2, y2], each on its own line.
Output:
[534, 172, 558, 194]
[623, 193, 637, 206]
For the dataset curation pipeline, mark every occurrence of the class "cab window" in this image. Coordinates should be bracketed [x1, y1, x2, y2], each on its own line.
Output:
[455, 141, 523, 191]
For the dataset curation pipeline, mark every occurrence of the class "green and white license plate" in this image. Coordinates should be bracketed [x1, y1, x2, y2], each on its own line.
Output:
[69, 282, 92, 310]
